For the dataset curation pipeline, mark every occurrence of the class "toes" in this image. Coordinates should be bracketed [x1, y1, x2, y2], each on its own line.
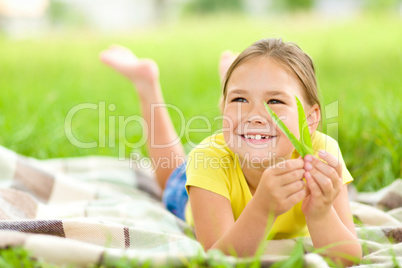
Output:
[220, 50, 233, 59]
[100, 47, 139, 67]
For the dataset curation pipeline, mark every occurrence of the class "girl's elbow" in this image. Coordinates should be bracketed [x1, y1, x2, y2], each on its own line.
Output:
[350, 244, 363, 264]
[333, 244, 363, 267]
[349, 242, 363, 262]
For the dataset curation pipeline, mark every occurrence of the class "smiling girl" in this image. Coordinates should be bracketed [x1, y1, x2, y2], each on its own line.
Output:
[100, 38, 362, 265]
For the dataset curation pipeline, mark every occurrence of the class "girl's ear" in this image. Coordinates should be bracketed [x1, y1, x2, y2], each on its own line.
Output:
[307, 104, 321, 134]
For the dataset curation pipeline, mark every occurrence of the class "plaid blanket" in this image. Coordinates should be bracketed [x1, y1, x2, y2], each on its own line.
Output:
[0, 145, 401, 267]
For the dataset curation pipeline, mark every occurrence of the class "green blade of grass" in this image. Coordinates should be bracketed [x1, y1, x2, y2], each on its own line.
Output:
[296, 96, 314, 156]
[263, 102, 305, 156]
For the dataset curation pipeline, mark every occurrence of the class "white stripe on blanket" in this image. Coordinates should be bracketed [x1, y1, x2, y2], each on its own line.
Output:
[0, 145, 401, 267]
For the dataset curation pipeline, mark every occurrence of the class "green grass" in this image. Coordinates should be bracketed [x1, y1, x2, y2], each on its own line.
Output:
[1, 13, 400, 191]
[0, 13, 401, 267]
[0, 247, 58, 268]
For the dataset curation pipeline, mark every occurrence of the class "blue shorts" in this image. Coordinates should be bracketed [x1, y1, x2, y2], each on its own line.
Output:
[162, 162, 188, 220]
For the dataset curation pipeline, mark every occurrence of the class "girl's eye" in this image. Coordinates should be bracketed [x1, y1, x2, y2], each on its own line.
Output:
[232, 97, 248, 103]
[267, 99, 283, 105]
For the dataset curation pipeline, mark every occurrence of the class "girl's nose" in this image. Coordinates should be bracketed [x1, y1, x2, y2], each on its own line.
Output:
[247, 115, 269, 125]
[246, 103, 270, 125]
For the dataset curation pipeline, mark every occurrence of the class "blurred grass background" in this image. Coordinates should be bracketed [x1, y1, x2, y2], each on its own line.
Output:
[0, 13, 401, 192]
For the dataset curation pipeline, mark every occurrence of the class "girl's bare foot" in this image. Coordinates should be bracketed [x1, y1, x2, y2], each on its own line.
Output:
[100, 45, 159, 94]
[219, 50, 238, 82]
[100, 45, 185, 190]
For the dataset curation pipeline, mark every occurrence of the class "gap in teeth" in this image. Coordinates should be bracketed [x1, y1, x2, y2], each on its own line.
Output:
[244, 134, 271, 140]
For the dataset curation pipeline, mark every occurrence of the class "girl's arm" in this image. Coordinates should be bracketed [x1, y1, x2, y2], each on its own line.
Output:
[188, 159, 306, 256]
[303, 151, 362, 266]
[189, 187, 271, 256]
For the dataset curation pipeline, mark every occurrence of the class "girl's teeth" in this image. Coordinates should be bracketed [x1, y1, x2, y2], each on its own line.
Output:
[244, 134, 271, 140]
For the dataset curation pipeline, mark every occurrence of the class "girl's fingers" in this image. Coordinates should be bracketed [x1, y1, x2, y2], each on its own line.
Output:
[305, 154, 342, 192]
[304, 180, 311, 196]
[281, 169, 305, 185]
[306, 167, 334, 196]
[267, 159, 304, 186]
[286, 187, 306, 205]
[318, 150, 342, 178]
[274, 159, 304, 175]
[283, 179, 306, 198]
[304, 171, 322, 197]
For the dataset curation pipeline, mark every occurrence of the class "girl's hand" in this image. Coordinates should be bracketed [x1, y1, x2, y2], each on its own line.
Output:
[255, 159, 306, 217]
[302, 151, 343, 219]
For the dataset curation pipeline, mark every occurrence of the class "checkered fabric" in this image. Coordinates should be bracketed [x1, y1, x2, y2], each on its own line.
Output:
[0, 145, 401, 267]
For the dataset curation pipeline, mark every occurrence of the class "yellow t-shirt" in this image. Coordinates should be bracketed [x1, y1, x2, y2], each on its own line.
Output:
[185, 131, 353, 239]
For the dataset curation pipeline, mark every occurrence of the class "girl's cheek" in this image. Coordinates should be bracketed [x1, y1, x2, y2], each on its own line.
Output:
[223, 106, 242, 122]
[223, 130, 238, 149]
[274, 109, 299, 136]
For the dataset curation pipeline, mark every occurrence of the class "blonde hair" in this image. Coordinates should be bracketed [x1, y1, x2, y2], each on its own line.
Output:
[220, 38, 321, 112]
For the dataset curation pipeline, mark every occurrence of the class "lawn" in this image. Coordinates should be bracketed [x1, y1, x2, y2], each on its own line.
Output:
[0, 13, 401, 193]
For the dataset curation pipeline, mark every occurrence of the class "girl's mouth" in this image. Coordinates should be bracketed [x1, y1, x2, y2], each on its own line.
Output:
[240, 134, 277, 144]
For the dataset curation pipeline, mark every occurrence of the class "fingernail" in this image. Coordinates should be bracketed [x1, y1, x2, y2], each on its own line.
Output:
[305, 172, 311, 179]
[305, 162, 312, 170]
[319, 150, 326, 156]
[304, 155, 312, 162]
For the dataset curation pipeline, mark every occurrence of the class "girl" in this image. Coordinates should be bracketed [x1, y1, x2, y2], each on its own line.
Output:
[100, 38, 362, 265]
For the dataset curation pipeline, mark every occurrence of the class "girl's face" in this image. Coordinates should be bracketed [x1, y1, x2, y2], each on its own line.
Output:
[222, 56, 315, 168]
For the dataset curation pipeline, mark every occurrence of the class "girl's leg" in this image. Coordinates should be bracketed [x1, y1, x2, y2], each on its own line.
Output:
[100, 45, 185, 190]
